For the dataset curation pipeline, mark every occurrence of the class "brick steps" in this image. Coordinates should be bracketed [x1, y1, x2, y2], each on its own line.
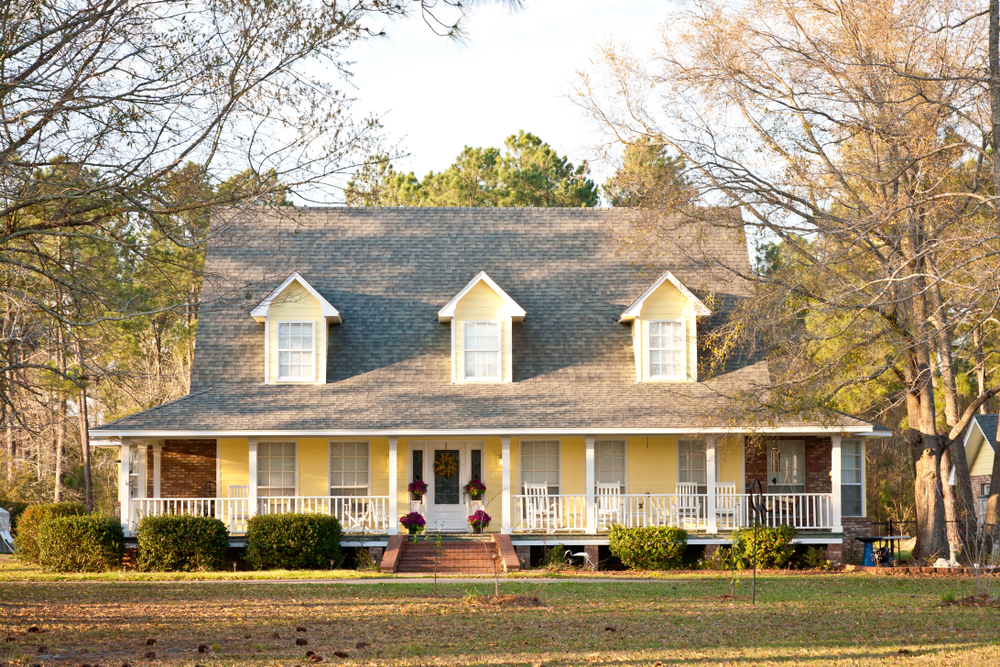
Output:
[395, 540, 502, 574]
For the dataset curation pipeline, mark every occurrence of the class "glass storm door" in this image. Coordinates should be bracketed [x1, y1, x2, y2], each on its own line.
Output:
[432, 449, 464, 530]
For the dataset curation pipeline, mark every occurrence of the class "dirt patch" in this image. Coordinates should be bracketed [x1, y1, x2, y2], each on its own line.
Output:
[463, 594, 543, 608]
[939, 594, 1000, 608]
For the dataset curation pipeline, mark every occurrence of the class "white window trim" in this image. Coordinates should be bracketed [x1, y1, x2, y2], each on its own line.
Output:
[257, 440, 299, 497]
[328, 439, 372, 497]
[677, 437, 713, 487]
[462, 320, 502, 382]
[594, 438, 628, 494]
[647, 319, 686, 382]
[276, 320, 316, 383]
[842, 438, 865, 517]
[519, 438, 563, 495]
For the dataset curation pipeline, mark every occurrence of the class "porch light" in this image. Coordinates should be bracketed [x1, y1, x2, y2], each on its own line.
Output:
[497, 455, 503, 468]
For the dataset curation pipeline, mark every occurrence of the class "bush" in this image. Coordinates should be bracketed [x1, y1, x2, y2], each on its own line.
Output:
[796, 545, 829, 570]
[731, 524, 797, 569]
[245, 513, 342, 570]
[0, 499, 30, 535]
[608, 525, 688, 570]
[37, 516, 125, 572]
[137, 515, 229, 571]
[14, 502, 86, 563]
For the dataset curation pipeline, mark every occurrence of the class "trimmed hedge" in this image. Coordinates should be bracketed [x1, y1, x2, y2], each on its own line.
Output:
[37, 516, 125, 572]
[608, 525, 688, 570]
[245, 513, 342, 570]
[15, 502, 86, 563]
[731, 524, 797, 569]
[137, 515, 229, 571]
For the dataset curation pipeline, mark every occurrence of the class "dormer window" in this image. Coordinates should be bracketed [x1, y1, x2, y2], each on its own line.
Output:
[464, 322, 501, 380]
[277, 322, 315, 381]
[438, 271, 526, 384]
[649, 320, 685, 380]
[251, 272, 341, 385]
[619, 270, 711, 383]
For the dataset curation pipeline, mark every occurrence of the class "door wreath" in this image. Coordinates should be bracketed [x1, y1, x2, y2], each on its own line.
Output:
[434, 452, 459, 478]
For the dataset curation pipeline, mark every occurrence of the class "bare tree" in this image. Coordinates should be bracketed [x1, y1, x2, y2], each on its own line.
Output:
[575, 0, 997, 559]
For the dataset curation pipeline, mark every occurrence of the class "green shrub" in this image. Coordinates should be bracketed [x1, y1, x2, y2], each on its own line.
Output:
[137, 515, 229, 572]
[37, 516, 125, 572]
[797, 545, 829, 570]
[0, 499, 31, 535]
[245, 513, 342, 570]
[608, 525, 688, 570]
[541, 543, 568, 570]
[14, 502, 86, 563]
[731, 524, 797, 569]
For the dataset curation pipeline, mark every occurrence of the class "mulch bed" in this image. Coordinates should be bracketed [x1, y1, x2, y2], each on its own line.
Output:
[939, 594, 1000, 608]
[463, 594, 543, 608]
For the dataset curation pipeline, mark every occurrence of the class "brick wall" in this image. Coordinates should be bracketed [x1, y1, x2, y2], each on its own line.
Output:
[971, 474, 991, 522]
[744, 436, 833, 493]
[841, 516, 872, 565]
[160, 439, 217, 498]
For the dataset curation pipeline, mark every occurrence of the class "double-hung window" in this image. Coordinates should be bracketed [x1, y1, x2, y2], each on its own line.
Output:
[769, 440, 805, 493]
[521, 440, 560, 495]
[330, 441, 369, 497]
[464, 322, 500, 380]
[678, 438, 708, 494]
[596, 439, 626, 493]
[277, 322, 315, 381]
[649, 321, 685, 380]
[258, 441, 296, 497]
[841, 439, 864, 516]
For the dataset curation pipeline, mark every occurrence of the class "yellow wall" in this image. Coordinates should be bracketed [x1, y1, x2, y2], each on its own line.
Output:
[219, 438, 249, 497]
[718, 436, 743, 489]
[971, 437, 995, 476]
[267, 281, 325, 385]
[454, 281, 512, 383]
[561, 437, 586, 495]
[636, 281, 697, 382]
[627, 436, 678, 494]
[298, 439, 328, 496]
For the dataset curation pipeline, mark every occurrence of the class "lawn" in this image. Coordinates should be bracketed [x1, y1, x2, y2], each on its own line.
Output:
[2, 561, 998, 666]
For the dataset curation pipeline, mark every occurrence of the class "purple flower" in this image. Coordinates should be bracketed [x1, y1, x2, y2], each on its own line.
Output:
[463, 479, 487, 495]
[467, 509, 491, 528]
[399, 512, 426, 528]
[407, 480, 428, 496]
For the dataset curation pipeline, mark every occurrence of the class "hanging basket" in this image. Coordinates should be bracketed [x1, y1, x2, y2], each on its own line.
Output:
[434, 453, 458, 478]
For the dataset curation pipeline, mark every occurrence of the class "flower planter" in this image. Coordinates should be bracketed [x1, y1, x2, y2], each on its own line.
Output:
[472, 525, 484, 534]
[408, 526, 420, 535]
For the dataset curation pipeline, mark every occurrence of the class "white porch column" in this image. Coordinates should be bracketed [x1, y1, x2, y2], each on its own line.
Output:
[248, 438, 258, 518]
[388, 437, 398, 535]
[831, 434, 843, 532]
[706, 436, 718, 534]
[152, 443, 162, 498]
[136, 444, 148, 499]
[501, 436, 511, 534]
[118, 439, 132, 533]
[585, 436, 596, 535]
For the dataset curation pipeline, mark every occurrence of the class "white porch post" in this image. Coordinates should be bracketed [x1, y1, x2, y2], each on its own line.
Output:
[388, 437, 398, 535]
[152, 443, 162, 498]
[585, 436, 596, 535]
[831, 434, 843, 532]
[706, 436, 718, 534]
[118, 439, 131, 533]
[136, 444, 148, 499]
[248, 438, 258, 518]
[501, 436, 511, 534]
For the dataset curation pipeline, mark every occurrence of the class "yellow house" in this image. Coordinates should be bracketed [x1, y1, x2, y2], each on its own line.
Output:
[92, 208, 888, 566]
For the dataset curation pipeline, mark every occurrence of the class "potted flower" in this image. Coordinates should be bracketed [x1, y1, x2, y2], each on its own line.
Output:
[400, 512, 426, 535]
[468, 509, 491, 534]
[463, 478, 487, 500]
[408, 480, 428, 501]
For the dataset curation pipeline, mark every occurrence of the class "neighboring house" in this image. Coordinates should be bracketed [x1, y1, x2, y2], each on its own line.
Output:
[958, 414, 998, 522]
[91, 208, 888, 564]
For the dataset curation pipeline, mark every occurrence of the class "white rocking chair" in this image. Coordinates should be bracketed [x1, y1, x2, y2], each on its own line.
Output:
[596, 483, 623, 529]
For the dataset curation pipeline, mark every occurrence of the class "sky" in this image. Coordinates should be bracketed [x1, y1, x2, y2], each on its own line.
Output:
[345, 1, 670, 195]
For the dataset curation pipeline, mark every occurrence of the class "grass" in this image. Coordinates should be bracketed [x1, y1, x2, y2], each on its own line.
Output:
[3, 560, 1000, 666]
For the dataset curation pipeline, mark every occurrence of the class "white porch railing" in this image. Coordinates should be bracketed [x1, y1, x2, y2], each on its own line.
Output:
[129, 495, 390, 534]
[131, 497, 250, 534]
[257, 496, 390, 532]
[510, 492, 834, 533]
[513, 494, 587, 532]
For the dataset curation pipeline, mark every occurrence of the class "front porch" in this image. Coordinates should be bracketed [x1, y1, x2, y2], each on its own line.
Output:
[114, 433, 859, 539]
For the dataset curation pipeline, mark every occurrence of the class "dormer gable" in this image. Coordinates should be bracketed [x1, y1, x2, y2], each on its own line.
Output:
[620, 270, 710, 383]
[251, 272, 340, 385]
[438, 272, 525, 383]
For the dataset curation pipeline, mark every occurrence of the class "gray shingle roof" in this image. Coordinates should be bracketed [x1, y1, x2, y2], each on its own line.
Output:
[973, 415, 998, 449]
[94, 207, 877, 434]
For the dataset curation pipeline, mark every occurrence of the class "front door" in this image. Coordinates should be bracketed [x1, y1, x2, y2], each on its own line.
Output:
[431, 449, 463, 531]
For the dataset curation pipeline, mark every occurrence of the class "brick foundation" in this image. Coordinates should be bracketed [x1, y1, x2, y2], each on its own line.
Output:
[160, 439, 217, 498]
[826, 542, 843, 566]
[842, 516, 872, 565]
[584, 545, 599, 571]
[515, 545, 531, 570]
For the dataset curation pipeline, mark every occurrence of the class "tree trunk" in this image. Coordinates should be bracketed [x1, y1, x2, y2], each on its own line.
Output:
[78, 384, 92, 513]
[941, 447, 960, 551]
[974, 326, 988, 415]
[991, 0, 1000, 225]
[54, 329, 67, 503]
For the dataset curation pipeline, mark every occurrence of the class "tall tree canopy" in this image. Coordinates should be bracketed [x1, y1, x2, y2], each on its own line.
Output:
[345, 131, 599, 207]
[575, 0, 997, 558]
